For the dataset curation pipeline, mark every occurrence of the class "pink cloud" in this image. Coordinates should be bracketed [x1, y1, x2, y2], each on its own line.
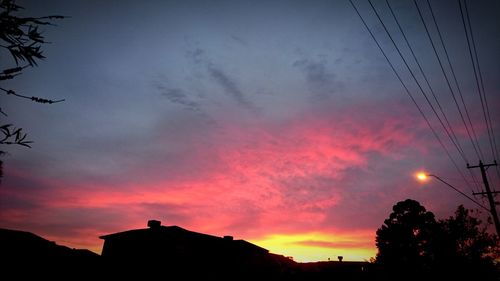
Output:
[0, 101, 428, 259]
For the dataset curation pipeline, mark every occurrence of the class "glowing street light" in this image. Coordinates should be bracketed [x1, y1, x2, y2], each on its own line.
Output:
[415, 172, 428, 181]
[415, 172, 490, 213]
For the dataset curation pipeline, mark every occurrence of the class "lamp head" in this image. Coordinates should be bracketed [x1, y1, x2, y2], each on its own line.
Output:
[416, 172, 429, 181]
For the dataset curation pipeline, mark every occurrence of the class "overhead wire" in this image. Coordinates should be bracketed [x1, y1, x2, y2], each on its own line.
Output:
[368, 0, 467, 163]
[413, 0, 485, 195]
[459, 0, 495, 161]
[408, 0, 469, 163]
[348, 0, 475, 195]
[368, 0, 477, 193]
[458, 0, 500, 183]
[424, 0, 484, 194]
[460, 0, 500, 184]
[385, 0, 480, 194]
[385, 0, 462, 161]
[463, 0, 498, 161]
[426, 0, 485, 162]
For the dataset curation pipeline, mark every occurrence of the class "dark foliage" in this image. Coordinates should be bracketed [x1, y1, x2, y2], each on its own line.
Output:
[376, 199, 499, 280]
[375, 199, 438, 278]
[434, 205, 499, 280]
[0, 0, 66, 181]
[0, 124, 32, 147]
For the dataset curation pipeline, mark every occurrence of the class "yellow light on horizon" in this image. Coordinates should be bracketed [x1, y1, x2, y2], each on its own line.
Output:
[250, 232, 376, 262]
[416, 172, 428, 181]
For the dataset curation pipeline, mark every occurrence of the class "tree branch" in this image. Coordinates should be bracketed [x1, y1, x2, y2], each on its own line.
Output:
[0, 87, 65, 104]
[0, 124, 32, 148]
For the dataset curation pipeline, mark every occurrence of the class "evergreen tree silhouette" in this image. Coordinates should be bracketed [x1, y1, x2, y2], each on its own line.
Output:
[375, 199, 437, 279]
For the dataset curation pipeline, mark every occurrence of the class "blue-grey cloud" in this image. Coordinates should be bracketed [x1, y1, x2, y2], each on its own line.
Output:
[183, 46, 258, 113]
[185, 48, 205, 65]
[156, 85, 201, 112]
[230, 35, 248, 46]
[293, 57, 343, 100]
[207, 64, 258, 113]
[2, 0, 499, 261]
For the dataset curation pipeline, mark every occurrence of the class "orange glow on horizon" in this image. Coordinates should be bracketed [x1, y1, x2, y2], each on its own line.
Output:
[250, 232, 376, 262]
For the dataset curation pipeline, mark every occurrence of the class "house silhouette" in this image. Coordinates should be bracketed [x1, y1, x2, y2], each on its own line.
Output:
[99, 220, 296, 279]
[0, 228, 100, 278]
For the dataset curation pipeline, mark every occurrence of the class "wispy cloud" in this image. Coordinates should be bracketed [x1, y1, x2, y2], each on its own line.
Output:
[183, 46, 258, 113]
[156, 85, 201, 112]
[185, 48, 205, 65]
[230, 35, 248, 46]
[207, 65, 258, 113]
[293, 56, 343, 100]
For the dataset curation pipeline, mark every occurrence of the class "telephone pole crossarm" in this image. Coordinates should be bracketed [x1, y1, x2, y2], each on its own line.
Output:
[467, 161, 498, 169]
[467, 161, 500, 238]
[473, 191, 500, 196]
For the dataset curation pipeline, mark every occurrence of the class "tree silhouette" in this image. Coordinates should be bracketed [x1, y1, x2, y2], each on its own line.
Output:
[0, 0, 66, 180]
[434, 205, 499, 280]
[375, 199, 437, 278]
[376, 199, 499, 280]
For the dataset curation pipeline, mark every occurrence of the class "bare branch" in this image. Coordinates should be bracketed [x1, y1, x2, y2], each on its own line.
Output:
[0, 87, 65, 104]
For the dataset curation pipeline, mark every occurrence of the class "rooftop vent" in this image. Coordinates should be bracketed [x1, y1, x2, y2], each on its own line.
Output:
[148, 220, 161, 229]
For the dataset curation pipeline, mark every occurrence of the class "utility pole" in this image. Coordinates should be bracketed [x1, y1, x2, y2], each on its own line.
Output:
[467, 161, 500, 238]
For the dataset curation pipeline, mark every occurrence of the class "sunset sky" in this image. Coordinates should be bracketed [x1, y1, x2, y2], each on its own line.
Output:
[1, 0, 499, 262]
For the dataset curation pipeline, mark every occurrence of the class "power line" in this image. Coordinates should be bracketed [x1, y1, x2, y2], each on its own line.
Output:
[368, 0, 469, 164]
[428, 174, 490, 212]
[464, 0, 498, 160]
[367, 0, 478, 195]
[426, 0, 484, 162]
[459, 0, 495, 160]
[384, 0, 480, 194]
[424, 0, 485, 195]
[462, 0, 500, 182]
[412, 0, 475, 165]
[348, 0, 475, 195]
[385, 0, 462, 161]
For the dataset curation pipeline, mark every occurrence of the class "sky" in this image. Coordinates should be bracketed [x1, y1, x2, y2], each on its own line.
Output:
[1, 0, 499, 262]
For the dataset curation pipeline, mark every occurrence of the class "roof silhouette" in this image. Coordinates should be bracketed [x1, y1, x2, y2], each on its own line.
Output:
[99, 220, 295, 278]
[0, 228, 100, 278]
[0, 225, 376, 280]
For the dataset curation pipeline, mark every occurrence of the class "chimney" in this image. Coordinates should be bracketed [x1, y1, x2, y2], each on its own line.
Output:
[148, 220, 161, 230]
[338, 256, 343, 262]
[223, 235, 233, 241]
